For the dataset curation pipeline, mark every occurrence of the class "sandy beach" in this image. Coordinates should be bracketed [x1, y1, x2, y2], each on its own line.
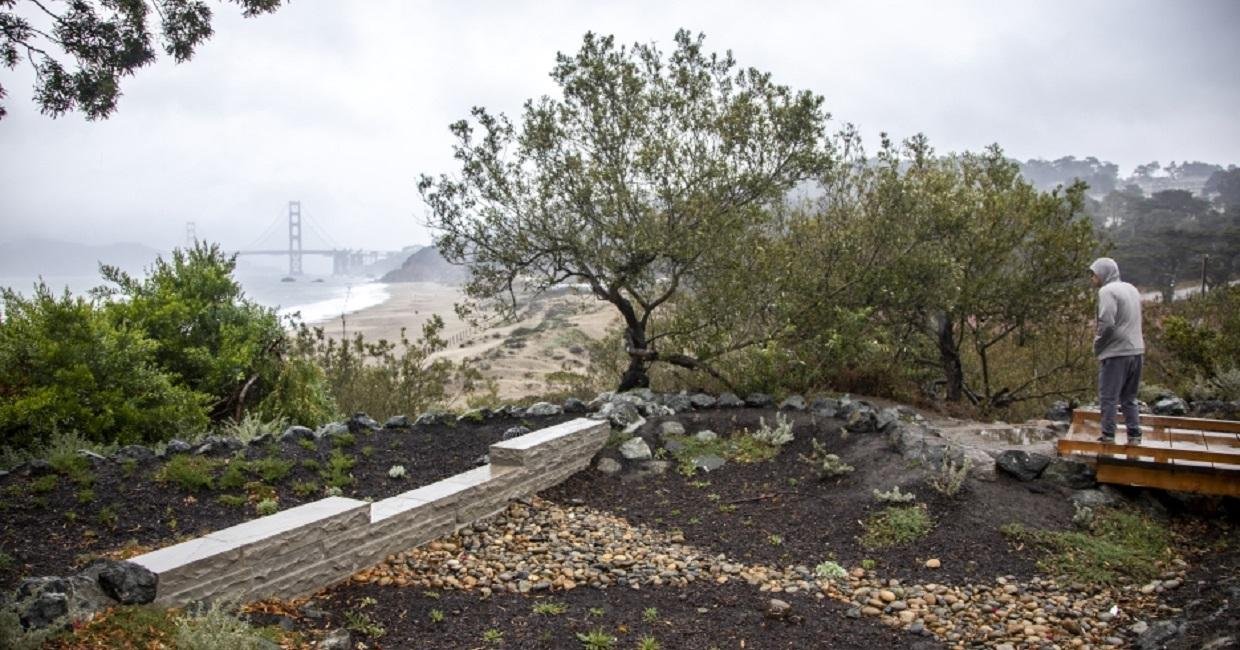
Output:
[333, 282, 619, 401]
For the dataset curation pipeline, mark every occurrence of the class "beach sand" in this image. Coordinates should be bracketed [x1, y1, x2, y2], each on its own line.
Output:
[332, 282, 618, 401]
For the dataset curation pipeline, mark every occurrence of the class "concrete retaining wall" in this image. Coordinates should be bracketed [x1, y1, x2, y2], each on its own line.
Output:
[131, 417, 609, 606]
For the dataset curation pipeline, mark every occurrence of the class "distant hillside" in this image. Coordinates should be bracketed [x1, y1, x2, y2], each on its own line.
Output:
[0, 238, 163, 277]
[380, 246, 470, 285]
[362, 245, 425, 278]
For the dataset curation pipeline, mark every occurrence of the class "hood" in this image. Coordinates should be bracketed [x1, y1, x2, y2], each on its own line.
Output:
[1090, 257, 1121, 285]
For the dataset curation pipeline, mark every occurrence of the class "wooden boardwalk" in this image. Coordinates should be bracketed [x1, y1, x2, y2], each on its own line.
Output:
[1057, 409, 1240, 497]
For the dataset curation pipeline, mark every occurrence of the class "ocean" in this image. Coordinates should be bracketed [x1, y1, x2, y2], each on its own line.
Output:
[0, 271, 390, 325]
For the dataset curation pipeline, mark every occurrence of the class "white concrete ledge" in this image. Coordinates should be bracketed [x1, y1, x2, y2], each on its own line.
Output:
[129, 417, 609, 606]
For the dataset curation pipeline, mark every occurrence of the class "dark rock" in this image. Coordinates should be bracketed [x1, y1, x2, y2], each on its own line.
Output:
[317, 422, 350, 438]
[318, 628, 353, 650]
[596, 458, 622, 474]
[95, 561, 157, 605]
[1151, 395, 1188, 416]
[779, 395, 807, 411]
[194, 436, 243, 456]
[1070, 487, 1121, 509]
[502, 426, 531, 440]
[473, 454, 489, 466]
[1041, 458, 1097, 489]
[562, 398, 589, 414]
[693, 454, 727, 472]
[413, 412, 446, 427]
[112, 445, 156, 463]
[844, 406, 878, 433]
[1135, 620, 1183, 650]
[383, 415, 414, 429]
[745, 393, 775, 408]
[876, 408, 901, 432]
[995, 450, 1052, 481]
[21, 592, 68, 630]
[663, 394, 693, 413]
[1045, 400, 1073, 422]
[607, 402, 644, 430]
[717, 392, 744, 408]
[347, 413, 380, 433]
[23, 459, 54, 476]
[526, 402, 562, 417]
[689, 393, 717, 409]
[248, 432, 273, 446]
[279, 426, 316, 443]
[163, 439, 193, 456]
[810, 397, 839, 418]
[664, 439, 686, 455]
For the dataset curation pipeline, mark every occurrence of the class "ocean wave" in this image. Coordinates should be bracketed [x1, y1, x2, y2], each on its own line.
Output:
[278, 282, 390, 325]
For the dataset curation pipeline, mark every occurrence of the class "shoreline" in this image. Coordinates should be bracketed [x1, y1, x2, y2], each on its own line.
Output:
[310, 281, 472, 345]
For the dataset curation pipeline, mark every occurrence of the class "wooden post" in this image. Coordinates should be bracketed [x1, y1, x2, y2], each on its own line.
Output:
[1201, 254, 1209, 294]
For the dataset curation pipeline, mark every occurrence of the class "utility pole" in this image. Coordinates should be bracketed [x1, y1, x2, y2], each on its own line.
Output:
[288, 201, 303, 276]
[185, 221, 196, 248]
[1201, 254, 1209, 295]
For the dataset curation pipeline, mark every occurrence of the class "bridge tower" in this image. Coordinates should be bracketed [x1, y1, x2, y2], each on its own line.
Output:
[185, 222, 196, 248]
[288, 201, 303, 276]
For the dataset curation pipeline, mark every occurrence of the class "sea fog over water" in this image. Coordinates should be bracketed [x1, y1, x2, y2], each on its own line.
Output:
[0, 270, 389, 325]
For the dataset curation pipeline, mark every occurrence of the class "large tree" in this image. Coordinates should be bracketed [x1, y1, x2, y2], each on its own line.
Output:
[419, 29, 834, 391]
[0, 0, 282, 119]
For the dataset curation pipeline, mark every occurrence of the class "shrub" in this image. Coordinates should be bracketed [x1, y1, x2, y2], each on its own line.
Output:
[251, 457, 294, 483]
[387, 465, 407, 479]
[861, 505, 932, 549]
[322, 449, 356, 489]
[254, 498, 278, 516]
[0, 283, 208, 451]
[217, 494, 247, 508]
[291, 480, 319, 497]
[173, 599, 270, 650]
[928, 457, 972, 497]
[873, 486, 916, 504]
[221, 413, 288, 444]
[799, 438, 854, 479]
[751, 413, 794, 446]
[815, 561, 847, 580]
[155, 455, 218, 492]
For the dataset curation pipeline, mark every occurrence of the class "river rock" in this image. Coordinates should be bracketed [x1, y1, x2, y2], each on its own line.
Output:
[778, 394, 807, 411]
[717, 392, 744, 408]
[619, 437, 653, 461]
[995, 450, 1051, 481]
[346, 413, 380, 433]
[810, 397, 839, 418]
[693, 430, 719, 443]
[162, 439, 193, 456]
[693, 454, 726, 472]
[383, 415, 414, 429]
[562, 397, 589, 414]
[503, 426, 531, 440]
[113, 445, 156, 463]
[745, 393, 775, 408]
[596, 458, 622, 475]
[279, 426, 317, 443]
[659, 421, 686, 437]
[689, 393, 717, 409]
[526, 402, 562, 417]
[1041, 457, 1097, 489]
[1151, 395, 1188, 416]
[662, 393, 693, 413]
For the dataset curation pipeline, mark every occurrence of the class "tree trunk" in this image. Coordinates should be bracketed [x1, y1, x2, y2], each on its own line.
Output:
[937, 315, 964, 402]
[617, 319, 651, 392]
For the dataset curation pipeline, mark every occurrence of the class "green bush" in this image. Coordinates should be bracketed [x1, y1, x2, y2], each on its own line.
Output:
[173, 599, 271, 650]
[0, 283, 208, 451]
[861, 505, 933, 548]
[155, 455, 218, 492]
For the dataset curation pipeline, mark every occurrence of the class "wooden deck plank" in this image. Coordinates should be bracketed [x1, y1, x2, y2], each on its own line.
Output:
[1072, 409, 1240, 434]
[1057, 439, 1240, 466]
[1096, 462, 1240, 497]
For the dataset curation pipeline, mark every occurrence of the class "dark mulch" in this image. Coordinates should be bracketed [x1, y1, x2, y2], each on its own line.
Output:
[0, 412, 575, 590]
[545, 409, 1076, 585]
[1163, 517, 1240, 649]
[284, 579, 934, 650]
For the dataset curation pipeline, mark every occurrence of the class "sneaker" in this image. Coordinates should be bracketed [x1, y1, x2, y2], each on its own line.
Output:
[1126, 436, 1142, 446]
[1096, 434, 1116, 443]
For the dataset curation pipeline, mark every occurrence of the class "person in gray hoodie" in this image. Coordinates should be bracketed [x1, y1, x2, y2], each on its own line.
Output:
[1089, 257, 1145, 443]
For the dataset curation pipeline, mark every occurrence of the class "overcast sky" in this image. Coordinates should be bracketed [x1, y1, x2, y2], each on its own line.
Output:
[1, 0, 1238, 252]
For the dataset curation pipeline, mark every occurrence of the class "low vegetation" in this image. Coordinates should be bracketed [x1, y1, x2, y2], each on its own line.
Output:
[861, 505, 933, 549]
[1002, 508, 1174, 585]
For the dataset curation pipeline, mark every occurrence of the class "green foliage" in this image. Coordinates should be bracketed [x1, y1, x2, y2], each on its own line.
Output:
[96, 505, 118, 528]
[0, 283, 208, 451]
[532, 601, 568, 616]
[289, 317, 460, 422]
[798, 438, 854, 479]
[429, 608, 445, 623]
[928, 457, 972, 497]
[155, 455, 219, 492]
[861, 505, 932, 549]
[751, 413, 794, 446]
[217, 494, 247, 508]
[1002, 509, 1173, 585]
[251, 457, 294, 483]
[322, 449, 356, 489]
[636, 636, 662, 650]
[482, 628, 504, 645]
[254, 498, 278, 516]
[217, 461, 249, 491]
[872, 486, 916, 504]
[331, 431, 356, 448]
[100, 243, 288, 423]
[30, 474, 58, 493]
[291, 480, 319, 497]
[421, 29, 833, 391]
[173, 599, 273, 650]
[815, 561, 847, 580]
[221, 413, 288, 444]
[0, 609, 54, 650]
[641, 607, 659, 623]
[576, 628, 617, 649]
[1147, 286, 1240, 395]
[0, 0, 284, 120]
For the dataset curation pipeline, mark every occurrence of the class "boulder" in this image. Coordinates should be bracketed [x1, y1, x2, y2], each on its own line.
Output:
[810, 397, 839, 418]
[162, 439, 193, 456]
[717, 392, 745, 408]
[1070, 487, 1121, 509]
[94, 561, 157, 605]
[745, 393, 775, 408]
[279, 426, 317, 443]
[963, 447, 997, 481]
[622, 388, 656, 403]
[1151, 395, 1188, 416]
[664, 439, 686, 455]
[844, 406, 878, 433]
[1041, 458, 1097, 489]
[413, 412, 446, 427]
[662, 393, 693, 413]
[21, 592, 68, 631]
[317, 422, 350, 439]
[689, 393, 717, 409]
[659, 421, 686, 437]
[995, 450, 1052, 481]
[876, 408, 901, 432]
[693, 430, 719, 443]
[779, 395, 807, 411]
[112, 445, 155, 463]
[383, 415, 414, 429]
[457, 408, 492, 423]
[319, 628, 353, 650]
[596, 458, 622, 475]
[502, 426, 531, 441]
[193, 436, 243, 456]
[346, 413, 380, 433]
[526, 402, 562, 417]
[618, 437, 653, 461]
[1045, 400, 1073, 422]
[693, 454, 727, 472]
[562, 397, 589, 414]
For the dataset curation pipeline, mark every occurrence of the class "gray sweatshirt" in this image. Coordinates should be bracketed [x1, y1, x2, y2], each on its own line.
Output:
[1091, 258, 1145, 359]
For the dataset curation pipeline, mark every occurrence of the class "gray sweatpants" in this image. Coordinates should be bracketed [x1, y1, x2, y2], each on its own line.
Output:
[1099, 354, 1143, 437]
